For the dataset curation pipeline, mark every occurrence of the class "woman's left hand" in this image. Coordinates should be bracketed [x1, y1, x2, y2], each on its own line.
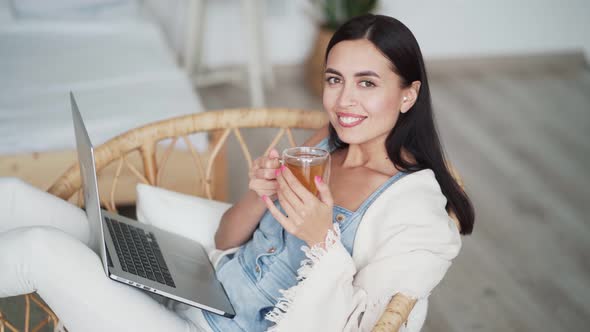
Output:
[262, 165, 334, 247]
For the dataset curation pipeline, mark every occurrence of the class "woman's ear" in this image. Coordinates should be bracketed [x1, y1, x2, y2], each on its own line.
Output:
[400, 81, 421, 114]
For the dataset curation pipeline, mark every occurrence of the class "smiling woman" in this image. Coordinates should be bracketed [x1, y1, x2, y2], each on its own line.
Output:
[219, 14, 474, 331]
[323, 39, 418, 145]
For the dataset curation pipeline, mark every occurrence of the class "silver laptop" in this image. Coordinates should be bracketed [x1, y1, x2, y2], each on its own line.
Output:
[70, 92, 235, 318]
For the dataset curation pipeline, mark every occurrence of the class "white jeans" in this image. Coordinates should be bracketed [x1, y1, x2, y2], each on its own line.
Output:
[0, 178, 212, 332]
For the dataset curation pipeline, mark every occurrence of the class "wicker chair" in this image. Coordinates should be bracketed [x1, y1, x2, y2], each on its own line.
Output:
[0, 108, 460, 332]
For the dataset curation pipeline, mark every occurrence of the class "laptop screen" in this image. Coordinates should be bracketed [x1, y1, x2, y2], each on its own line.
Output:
[70, 92, 109, 274]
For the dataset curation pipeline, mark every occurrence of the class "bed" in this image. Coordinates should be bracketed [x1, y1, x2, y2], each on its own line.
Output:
[0, 0, 211, 204]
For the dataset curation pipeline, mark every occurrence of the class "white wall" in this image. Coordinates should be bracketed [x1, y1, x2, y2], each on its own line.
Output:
[198, 0, 316, 68]
[380, 0, 590, 60]
[144, 0, 316, 68]
[189, 0, 590, 68]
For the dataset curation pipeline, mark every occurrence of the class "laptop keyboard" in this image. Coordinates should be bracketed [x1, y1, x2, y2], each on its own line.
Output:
[105, 217, 176, 288]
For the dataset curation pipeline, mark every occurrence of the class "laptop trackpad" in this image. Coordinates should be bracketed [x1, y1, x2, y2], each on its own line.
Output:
[169, 254, 213, 282]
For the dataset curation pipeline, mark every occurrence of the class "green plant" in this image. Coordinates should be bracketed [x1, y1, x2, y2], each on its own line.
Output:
[311, 0, 379, 30]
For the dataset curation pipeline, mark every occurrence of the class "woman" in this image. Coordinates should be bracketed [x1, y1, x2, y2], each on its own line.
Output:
[0, 14, 473, 332]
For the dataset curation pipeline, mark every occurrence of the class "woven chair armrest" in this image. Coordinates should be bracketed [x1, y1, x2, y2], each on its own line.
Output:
[372, 293, 417, 332]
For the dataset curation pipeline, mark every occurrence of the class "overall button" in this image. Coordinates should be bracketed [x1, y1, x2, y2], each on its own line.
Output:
[267, 247, 276, 254]
[335, 214, 346, 222]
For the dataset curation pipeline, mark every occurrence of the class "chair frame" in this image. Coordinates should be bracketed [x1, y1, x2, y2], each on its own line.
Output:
[1, 108, 448, 331]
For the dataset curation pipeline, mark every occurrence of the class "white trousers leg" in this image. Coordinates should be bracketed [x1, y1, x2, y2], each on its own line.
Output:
[0, 178, 210, 332]
[0, 177, 91, 248]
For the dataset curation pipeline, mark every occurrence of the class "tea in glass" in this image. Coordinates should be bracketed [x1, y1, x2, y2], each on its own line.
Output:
[282, 147, 330, 196]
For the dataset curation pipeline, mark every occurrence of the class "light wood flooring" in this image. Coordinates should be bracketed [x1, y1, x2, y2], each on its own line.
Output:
[421, 57, 590, 332]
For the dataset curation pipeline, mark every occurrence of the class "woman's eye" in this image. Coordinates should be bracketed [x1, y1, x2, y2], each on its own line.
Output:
[325, 76, 340, 85]
[359, 80, 375, 88]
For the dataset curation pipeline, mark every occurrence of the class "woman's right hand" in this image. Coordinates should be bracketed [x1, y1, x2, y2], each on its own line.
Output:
[248, 148, 281, 200]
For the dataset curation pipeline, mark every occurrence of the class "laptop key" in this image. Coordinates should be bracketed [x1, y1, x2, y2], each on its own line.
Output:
[154, 272, 165, 284]
[136, 265, 145, 274]
[146, 271, 156, 281]
[153, 249, 169, 270]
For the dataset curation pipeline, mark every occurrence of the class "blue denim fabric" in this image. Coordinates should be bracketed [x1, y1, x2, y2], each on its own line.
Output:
[203, 139, 407, 331]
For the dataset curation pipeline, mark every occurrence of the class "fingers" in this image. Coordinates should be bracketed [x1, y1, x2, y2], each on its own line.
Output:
[249, 150, 284, 199]
[262, 195, 296, 233]
[276, 190, 299, 223]
[257, 191, 277, 199]
[255, 168, 278, 180]
[264, 148, 281, 169]
[249, 176, 278, 199]
[250, 150, 281, 181]
[315, 176, 333, 206]
[263, 156, 281, 169]
[248, 170, 279, 199]
[275, 167, 305, 210]
[254, 149, 281, 172]
[249, 178, 278, 191]
[268, 148, 280, 159]
[279, 166, 316, 202]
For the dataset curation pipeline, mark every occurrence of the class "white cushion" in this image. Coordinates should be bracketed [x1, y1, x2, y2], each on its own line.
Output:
[136, 183, 231, 254]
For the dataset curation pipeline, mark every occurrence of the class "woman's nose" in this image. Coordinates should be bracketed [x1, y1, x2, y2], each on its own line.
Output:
[337, 84, 358, 108]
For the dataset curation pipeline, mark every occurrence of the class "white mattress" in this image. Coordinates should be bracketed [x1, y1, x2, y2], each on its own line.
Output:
[0, 19, 207, 155]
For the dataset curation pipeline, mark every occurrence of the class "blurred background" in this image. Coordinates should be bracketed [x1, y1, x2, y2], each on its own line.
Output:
[1, 0, 589, 331]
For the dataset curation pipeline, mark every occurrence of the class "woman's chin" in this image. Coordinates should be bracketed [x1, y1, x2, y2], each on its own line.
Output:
[335, 130, 389, 147]
[335, 134, 364, 145]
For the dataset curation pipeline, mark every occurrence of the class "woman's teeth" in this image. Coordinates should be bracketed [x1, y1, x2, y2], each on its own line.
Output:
[339, 116, 364, 124]
[338, 116, 366, 127]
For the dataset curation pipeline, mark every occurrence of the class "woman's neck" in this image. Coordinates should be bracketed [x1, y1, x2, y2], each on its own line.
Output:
[340, 141, 392, 172]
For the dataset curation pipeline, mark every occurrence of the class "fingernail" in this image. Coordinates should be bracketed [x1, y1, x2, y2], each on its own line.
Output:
[275, 168, 281, 176]
[280, 165, 286, 172]
[315, 176, 322, 184]
[261, 195, 267, 201]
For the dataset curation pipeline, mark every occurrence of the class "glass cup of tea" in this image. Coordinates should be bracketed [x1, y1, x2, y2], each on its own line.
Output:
[281, 147, 331, 196]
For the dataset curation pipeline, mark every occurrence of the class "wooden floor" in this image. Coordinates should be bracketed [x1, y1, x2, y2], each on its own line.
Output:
[200, 57, 590, 331]
[1, 55, 588, 331]
[423, 60, 590, 331]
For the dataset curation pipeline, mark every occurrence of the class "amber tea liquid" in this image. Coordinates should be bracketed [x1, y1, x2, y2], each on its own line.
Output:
[284, 153, 328, 196]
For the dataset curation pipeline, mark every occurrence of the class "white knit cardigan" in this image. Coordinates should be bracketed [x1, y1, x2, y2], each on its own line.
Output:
[264, 169, 462, 332]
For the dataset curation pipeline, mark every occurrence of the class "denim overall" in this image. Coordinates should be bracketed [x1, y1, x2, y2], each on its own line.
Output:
[203, 139, 407, 331]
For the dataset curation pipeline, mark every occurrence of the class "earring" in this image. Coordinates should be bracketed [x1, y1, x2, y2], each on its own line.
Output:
[403, 96, 408, 102]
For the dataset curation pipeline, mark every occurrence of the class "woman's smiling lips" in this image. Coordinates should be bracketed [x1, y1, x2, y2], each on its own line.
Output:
[336, 112, 367, 128]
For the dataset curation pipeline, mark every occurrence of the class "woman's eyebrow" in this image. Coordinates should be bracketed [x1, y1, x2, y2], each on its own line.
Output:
[325, 68, 342, 76]
[324, 68, 381, 78]
[355, 70, 380, 78]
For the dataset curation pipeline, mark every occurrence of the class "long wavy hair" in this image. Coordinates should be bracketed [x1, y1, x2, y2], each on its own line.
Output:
[325, 14, 474, 234]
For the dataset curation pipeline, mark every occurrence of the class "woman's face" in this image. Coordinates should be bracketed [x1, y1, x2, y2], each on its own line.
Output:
[323, 39, 408, 148]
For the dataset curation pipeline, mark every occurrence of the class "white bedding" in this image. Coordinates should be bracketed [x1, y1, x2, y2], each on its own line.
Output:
[0, 9, 207, 155]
